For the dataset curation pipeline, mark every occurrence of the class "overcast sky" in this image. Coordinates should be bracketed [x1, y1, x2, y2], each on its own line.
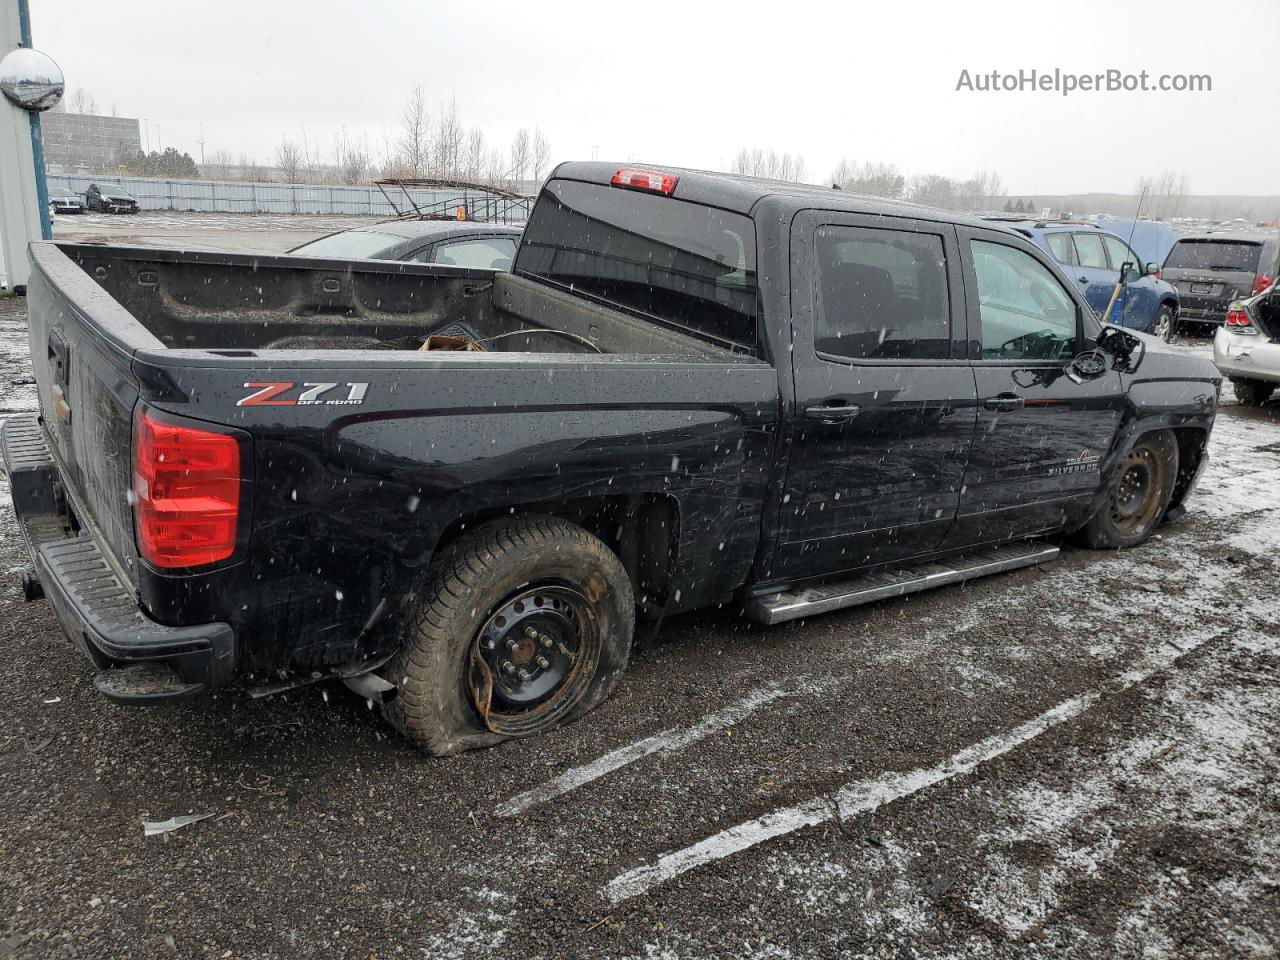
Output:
[31, 0, 1277, 196]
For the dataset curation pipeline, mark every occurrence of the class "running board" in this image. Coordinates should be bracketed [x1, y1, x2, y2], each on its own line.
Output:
[746, 543, 1060, 626]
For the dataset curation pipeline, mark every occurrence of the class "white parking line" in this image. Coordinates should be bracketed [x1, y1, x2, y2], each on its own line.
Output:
[602, 631, 1226, 902]
[495, 685, 800, 817]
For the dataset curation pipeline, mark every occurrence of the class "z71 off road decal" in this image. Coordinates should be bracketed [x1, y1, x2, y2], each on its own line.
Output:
[237, 382, 369, 407]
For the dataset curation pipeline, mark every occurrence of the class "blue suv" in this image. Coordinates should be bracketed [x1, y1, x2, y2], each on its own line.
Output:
[983, 219, 1180, 339]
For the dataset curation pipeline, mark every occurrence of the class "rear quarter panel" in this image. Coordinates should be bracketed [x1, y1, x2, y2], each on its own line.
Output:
[139, 351, 780, 673]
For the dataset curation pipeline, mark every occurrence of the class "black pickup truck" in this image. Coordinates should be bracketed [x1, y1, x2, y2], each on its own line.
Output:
[4, 162, 1220, 755]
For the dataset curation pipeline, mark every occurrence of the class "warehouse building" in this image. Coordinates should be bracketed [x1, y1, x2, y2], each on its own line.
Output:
[41, 109, 142, 175]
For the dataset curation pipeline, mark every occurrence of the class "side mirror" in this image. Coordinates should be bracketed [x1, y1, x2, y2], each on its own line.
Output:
[1144, 261, 1160, 276]
[1096, 325, 1145, 374]
[1065, 348, 1108, 384]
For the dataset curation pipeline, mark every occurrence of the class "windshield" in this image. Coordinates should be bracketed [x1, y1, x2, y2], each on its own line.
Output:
[289, 230, 401, 260]
[99, 185, 133, 197]
[515, 179, 757, 350]
[1164, 240, 1262, 272]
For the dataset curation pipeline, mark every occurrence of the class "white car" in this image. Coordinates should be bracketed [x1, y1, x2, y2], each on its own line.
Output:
[1214, 282, 1280, 405]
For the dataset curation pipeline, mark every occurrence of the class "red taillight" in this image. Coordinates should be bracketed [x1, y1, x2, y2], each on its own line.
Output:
[610, 167, 678, 195]
[1252, 273, 1273, 294]
[1224, 307, 1252, 327]
[133, 407, 240, 568]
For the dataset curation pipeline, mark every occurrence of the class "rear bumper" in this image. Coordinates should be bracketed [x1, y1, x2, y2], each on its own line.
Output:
[1, 414, 235, 702]
[1213, 330, 1280, 384]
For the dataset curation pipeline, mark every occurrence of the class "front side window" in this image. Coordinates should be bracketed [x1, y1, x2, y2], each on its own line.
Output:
[1102, 236, 1137, 272]
[971, 240, 1077, 361]
[814, 225, 951, 361]
[1073, 233, 1108, 269]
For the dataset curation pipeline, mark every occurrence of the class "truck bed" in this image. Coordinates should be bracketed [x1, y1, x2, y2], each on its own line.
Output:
[64, 244, 734, 358]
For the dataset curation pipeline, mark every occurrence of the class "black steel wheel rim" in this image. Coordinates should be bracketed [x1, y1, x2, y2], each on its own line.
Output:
[1110, 447, 1162, 533]
[470, 584, 600, 736]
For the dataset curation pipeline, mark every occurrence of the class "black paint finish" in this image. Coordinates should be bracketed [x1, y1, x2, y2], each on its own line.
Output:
[15, 165, 1222, 691]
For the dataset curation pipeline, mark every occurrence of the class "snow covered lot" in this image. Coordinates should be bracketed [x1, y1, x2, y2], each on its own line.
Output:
[0, 283, 1276, 958]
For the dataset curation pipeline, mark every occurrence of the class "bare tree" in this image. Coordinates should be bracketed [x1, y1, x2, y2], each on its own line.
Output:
[333, 131, 370, 185]
[463, 127, 487, 182]
[275, 137, 304, 183]
[68, 87, 98, 114]
[431, 97, 463, 178]
[957, 169, 1006, 211]
[531, 129, 551, 183]
[730, 146, 807, 182]
[907, 174, 959, 208]
[399, 84, 430, 178]
[1137, 171, 1189, 219]
[236, 153, 265, 182]
[202, 149, 233, 180]
[509, 128, 532, 186]
[831, 160, 905, 199]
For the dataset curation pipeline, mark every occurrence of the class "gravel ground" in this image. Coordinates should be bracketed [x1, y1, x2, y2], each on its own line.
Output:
[0, 289, 1277, 959]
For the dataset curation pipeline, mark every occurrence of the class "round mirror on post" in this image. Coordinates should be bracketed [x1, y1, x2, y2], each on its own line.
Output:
[0, 47, 65, 112]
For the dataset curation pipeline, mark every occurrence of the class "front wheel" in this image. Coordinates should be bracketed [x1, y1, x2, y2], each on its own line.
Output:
[1077, 431, 1179, 549]
[381, 516, 634, 756]
[1152, 304, 1177, 342]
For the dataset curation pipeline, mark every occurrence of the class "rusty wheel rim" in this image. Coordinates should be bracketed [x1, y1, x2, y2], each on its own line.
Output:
[468, 585, 600, 738]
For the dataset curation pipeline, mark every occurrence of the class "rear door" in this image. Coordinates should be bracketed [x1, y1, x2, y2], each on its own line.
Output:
[1102, 234, 1156, 331]
[1162, 238, 1265, 323]
[773, 211, 977, 579]
[1069, 232, 1120, 319]
[950, 228, 1124, 542]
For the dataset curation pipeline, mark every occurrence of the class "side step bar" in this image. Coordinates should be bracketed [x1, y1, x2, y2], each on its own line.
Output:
[746, 542, 1060, 626]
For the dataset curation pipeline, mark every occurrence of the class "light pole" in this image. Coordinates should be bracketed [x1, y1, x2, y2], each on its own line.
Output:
[0, 0, 60, 292]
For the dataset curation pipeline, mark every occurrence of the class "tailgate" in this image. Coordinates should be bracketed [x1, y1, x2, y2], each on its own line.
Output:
[25, 244, 154, 584]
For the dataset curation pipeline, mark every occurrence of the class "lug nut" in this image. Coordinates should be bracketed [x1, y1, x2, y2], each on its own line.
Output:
[500, 661, 515, 675]
[517, 668, 532, 681]
[535, 656, 550, 669]
[506, 637, 520, 652]
[539, 634, 554, 649]
[523, 626, 539, 640]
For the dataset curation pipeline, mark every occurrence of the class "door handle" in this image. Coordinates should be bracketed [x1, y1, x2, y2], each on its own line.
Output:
[1077, 276, 1089, 283]
[984, 393, 1025, 412]
[804, 403, 861, 423]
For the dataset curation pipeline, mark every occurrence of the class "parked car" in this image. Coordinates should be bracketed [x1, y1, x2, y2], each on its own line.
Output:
[6, 162, 1219, 755]
[1162, 233, 1279, 329]
[1213, 279, 1280, 405]
[288, 220, 523, 269]
[984, 218, 1180, 339]
[83, 183, 140, 214]
[48, 194, 84, 215]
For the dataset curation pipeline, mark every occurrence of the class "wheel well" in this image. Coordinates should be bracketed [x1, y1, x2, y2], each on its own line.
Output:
[1168, 426, 1208, 508]
[433, 494, 680, 618]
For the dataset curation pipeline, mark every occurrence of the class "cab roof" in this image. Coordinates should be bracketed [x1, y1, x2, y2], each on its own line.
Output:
[549, 160, 999, 230]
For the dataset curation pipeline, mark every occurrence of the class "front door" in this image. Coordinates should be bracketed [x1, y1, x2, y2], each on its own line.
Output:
[950, 228, 1125, 543]
[1070, 231, 1122, 321]
[772, 212, 977, 581]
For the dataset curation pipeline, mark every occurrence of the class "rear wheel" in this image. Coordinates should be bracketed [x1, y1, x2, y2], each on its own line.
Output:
[1152, 304, 1177, 342]
[1232, 378, 1275, 407]
[381, 516, 634, 756]
[1078, 431, 1179, 549]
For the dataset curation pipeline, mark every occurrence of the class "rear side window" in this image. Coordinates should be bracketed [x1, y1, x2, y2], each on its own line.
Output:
[1046, 233, 1076, 265]
[515, 179, 757, 349]
[814, 225, 951, 361]
[1073, 233, 1108, 269]
[1164, 240, 1262, 272]
[426, 237, 517, 270]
